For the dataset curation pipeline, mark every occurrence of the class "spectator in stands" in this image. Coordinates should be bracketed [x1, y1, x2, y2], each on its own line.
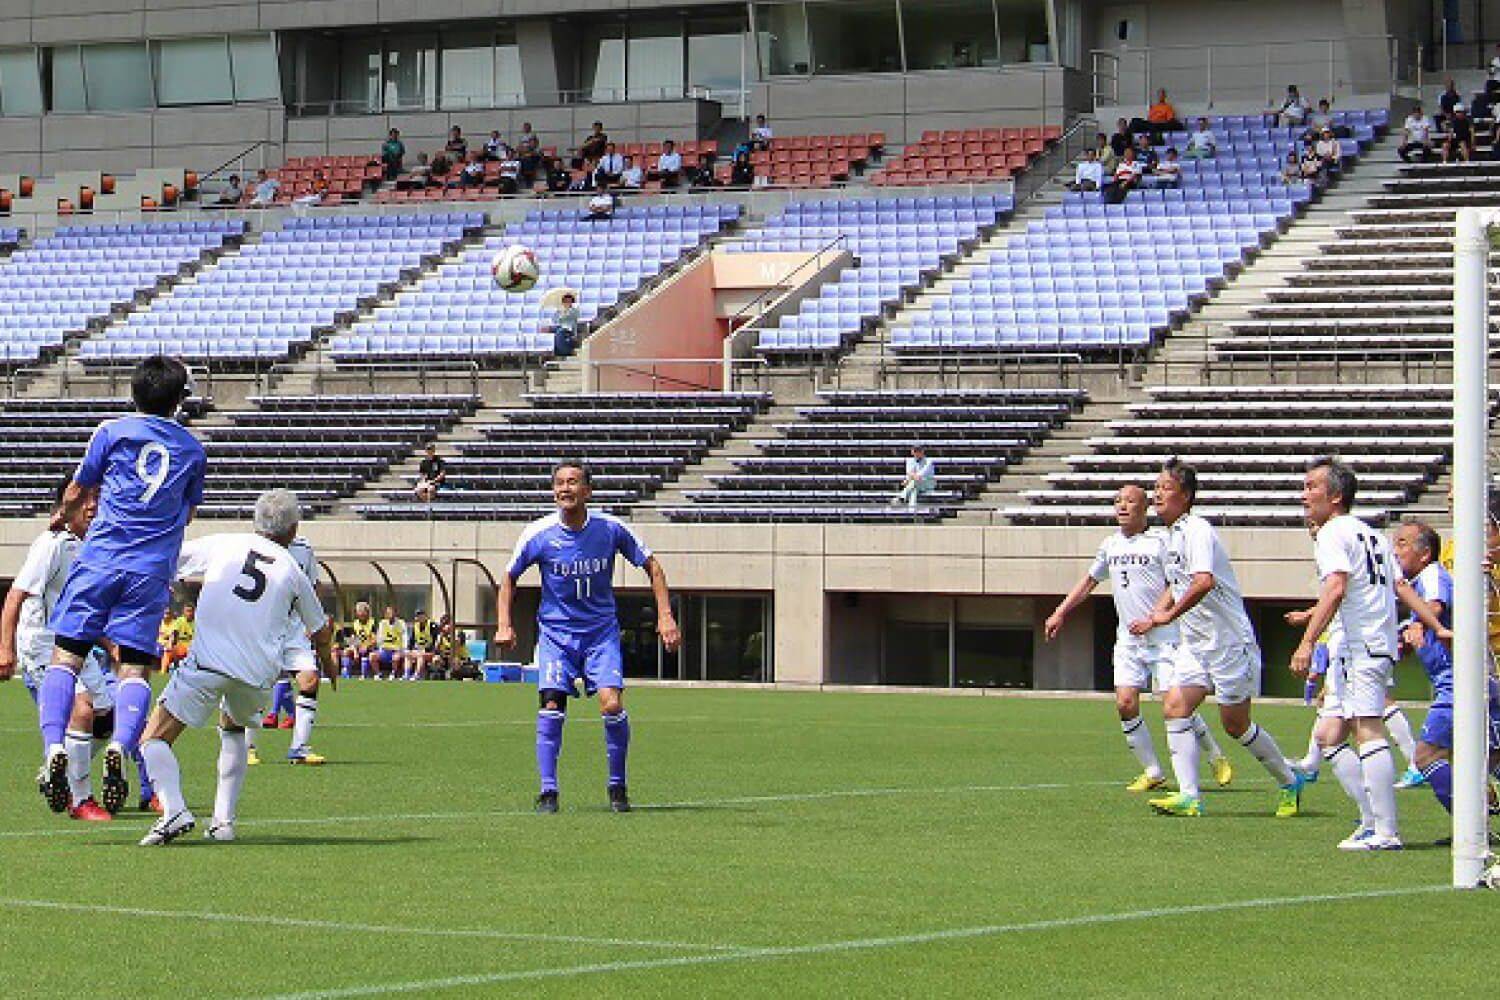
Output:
[584, 182, 616, 221]
[750, 114, 773, 150]
[445, 126, 469, 161]
[1184, 117, 1217, 160]
[1313, 127, 1342, 172]
[1471, 86, 1494, 125]
[596, 143, 625, 186]
[293, 169, 328, 207]
[381, 128, 405, 180]
[1109, 117, 1133, 158]
[657, 140, 683, 188]
[1445, 104, 1475, 163]
[484, 130, 504, 160]
[1299, 139, 1328, 190]
[546, 158, 572, 193]
[249, 168, 279, 207]
[435, 616, 479, 681]
[1307, 99, 1334, 137]
[619, 155, 643, 190]
[1093, 131, 1118, 171]
[576, 121, 608, 168]
[1104, 146, 1142, 203]
[569, 158, 598, 192]
[215, 173, 243, 206]
[689, 153, 718, 187]
[1130, 88, 1182, 142]
[458, 152, 486, 188]
[1399, 104, 1436, 163]
[1275, 84, 1309, 128]
[548, 292, 581, 357]
[415, 444, 446, 501]
[1280, 149, 1303, 186]
[1438, 78, 1464, 128]
[495, 149, 522, 194]
[516, 122, 542, 182]
[892, 445, 936, 509]
[730, 144, 755, 186]
[1066, 148, 1103, 191]
[1150, 148, 1182, 188]
[429, 153, 452, 185]
[1132, 132, 1159, 173]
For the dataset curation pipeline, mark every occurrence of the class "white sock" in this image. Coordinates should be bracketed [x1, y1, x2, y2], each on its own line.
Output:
[1165, 717, 1201, 798]
[64, 730, 92, 807]
[1382, 705, 1417, 769]
[291, 694, 317, 752]
[1358, 739, 1400, 838]
[1121, 716, 1164, 777]
[1237, 723, 1294, 786]
[246, 724, 258, 751]
[1299, 731, 1322, 774]
[1324, 743, 1374, 829]
[213, 728, 248, 825]
[140, 739, 186, 818]
[1190, 713, 1224, 760]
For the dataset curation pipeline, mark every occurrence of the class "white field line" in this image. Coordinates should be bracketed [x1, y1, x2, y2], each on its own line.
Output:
[250, 885, 1453, 1000]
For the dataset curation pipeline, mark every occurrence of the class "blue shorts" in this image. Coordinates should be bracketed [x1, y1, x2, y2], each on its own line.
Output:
[1419, 698, 1500, 751]
[49, 563, 169, 658]
[375, 649, 398, 669]
[536, 622, 624, 698]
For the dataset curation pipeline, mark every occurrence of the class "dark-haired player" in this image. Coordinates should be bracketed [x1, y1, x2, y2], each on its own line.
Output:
[496, 462, 681, 813]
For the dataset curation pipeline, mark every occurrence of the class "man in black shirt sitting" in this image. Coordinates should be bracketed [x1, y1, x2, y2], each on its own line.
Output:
[415, 443, 446, 501]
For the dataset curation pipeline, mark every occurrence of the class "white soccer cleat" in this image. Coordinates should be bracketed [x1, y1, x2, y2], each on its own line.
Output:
[1337, 826, 1375, 851]
[139, 809, 196, 846]
[1339, 828, 1403, 852]
[204, 821, 236, 843]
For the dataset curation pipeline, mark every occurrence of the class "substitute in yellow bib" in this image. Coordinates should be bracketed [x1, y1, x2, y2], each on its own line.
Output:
[341, 601, 377, 679]
[374, 605, 407, 679]
[404, 609, 436, 680]
[158, 604, 195, 673]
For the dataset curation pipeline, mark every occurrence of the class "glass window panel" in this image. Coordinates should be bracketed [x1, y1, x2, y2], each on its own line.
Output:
[627, 19, 683, 101]
[441, 29, 493, 109]
[882, 621, 948, 686]
[384, 34, 436, 111]
[688, 16, 747, 100]
[50, 46, 86, 112]
[339, 37, 381, 113]
[955, 625, 1032, 688]
[703, 596, 769, 682]
[83, 41, 152, 111]
[494, 27, 524, 107]
[0, 47, 43, 116]
[806, 0, 901, 73]
[230, 33, 280, 101]
[754, 2, 811, 76]
[996, 0, 1050, 63]
[155, 36, 232, 106]
[903, 0, 1000, 70]
[581, 24, 626, 102]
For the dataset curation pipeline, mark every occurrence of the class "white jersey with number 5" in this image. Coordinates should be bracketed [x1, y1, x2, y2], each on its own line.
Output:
[175, 533, 325, 686]
[1161, 513, 1257, 651]
[1314, 513, 1398, 658]
[1089, 529, 1178, 643]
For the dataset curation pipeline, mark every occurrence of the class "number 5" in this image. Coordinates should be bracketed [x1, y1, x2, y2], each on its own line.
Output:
[136, 442, 171, 503]
[233, 550, 275, 602]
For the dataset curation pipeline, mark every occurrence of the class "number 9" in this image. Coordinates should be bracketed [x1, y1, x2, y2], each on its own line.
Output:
[136, 442, 172, 503]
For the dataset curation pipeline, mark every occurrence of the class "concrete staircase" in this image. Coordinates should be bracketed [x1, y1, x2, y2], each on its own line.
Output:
[642, 402, 800, 516]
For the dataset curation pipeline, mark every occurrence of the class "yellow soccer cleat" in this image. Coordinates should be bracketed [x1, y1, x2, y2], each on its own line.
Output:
[287, 749, 325, 766]
[1274, 772, 1307, 818]
[1211, 755, 1234, 788]
[1127, 772, 1169, 792]
[1149, 792, 1203, 817]
[247, 748, 261, 767]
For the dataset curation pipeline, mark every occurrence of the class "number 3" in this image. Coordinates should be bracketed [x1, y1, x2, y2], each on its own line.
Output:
[136, 442, 171, 503]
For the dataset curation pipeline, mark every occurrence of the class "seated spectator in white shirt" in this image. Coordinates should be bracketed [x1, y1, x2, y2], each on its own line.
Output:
[496, 153, 522, 194]
[1299, 142, 1327, 190]
[1280, 150, 1302, 185]
[1149, 148, 1182, 187]
[484, 130, 504, 160]
[750, 114, 773, 150]
[458, 153, 486, 188]
[1276, 84, 1308, 128]
[596, 143, 624, 186]
[1104, 147, 1142, 203]
[249, 169, 279, 206]
[1184, 117, 1217, 159]
[1399, 104, 1436, 163]
[216, 173, 244, 206]
[656, 140, 683, 188]
[1313, 128, 1341, 169]
[584, 182, 616, 221]
[619, 155, 643, 189]
[1066, 148, 1103, 191]
[892, 445, 936, 509]
[1307, 99, 1334, 136]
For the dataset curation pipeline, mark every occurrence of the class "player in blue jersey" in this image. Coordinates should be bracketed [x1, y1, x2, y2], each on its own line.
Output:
[496, 461, 681, 813]
[35, 356, 207, 814]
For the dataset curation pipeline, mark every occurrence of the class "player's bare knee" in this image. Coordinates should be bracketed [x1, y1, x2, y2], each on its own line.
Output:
[598, 689, 623, 715]
[1218, 705, 1251, 740]
[1414, 743, 1442, 769]
[1114, 688, 1140, 719]
[296, 671, 320, 697]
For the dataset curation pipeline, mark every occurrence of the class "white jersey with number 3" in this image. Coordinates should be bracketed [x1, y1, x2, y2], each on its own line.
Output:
[1161, 513, 1257, 651]
[1089, 529, 1178, 643]
[1314, 513, 1398, 658]
[175, 533, 326, 687]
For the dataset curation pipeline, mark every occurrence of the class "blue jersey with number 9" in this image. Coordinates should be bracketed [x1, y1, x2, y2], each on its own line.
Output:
[74, 415, 207, 581]
[506, 512, 652, 632]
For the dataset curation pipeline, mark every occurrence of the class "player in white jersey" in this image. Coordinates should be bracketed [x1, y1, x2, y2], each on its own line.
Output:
[1046, 485, 1231, 791]
[137, 491, 335, 846]
[1129, 459, 1304, 818]
[1289, 458, 1450, 851]
[246, 535, 331, 766]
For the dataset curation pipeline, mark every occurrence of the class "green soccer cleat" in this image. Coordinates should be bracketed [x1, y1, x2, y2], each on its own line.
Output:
[1211, 755, 1234, 788]
[1395, 767, 1426, 790]
[1275, 770, 1306, 818]
[1149, 792, 1203, 817]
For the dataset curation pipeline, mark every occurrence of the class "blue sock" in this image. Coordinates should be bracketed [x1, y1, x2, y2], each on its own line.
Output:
[280, 682, 296, 716]
[536, 709, 565, 793]
[111, 678, 152, 753]
[132, 747, 154, 803]
[270, 679, 290, 718]
[1422, 759, 1453, 813]
[603, 711, 630, 788]
[37, 666, 76, 752]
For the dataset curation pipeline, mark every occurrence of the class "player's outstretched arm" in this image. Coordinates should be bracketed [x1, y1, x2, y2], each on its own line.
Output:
[1045, 575, 1099, 641]
[644, 556, 681, 653]
[1393, 578, 1453, 644]
[1291, 572, 1346, 675]
[494, 574, 518, 651]
[0, 586, 26, 681]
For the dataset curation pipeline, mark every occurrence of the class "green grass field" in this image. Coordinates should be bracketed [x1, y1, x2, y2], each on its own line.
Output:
[0, 682, 1490, 998]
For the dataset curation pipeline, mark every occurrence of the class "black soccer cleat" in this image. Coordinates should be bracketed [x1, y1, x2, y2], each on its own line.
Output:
[43, 750, 69, 814]
[101, 744, 129, 816]
[608, 784, 631, 814]
[535, 790, 559, 814]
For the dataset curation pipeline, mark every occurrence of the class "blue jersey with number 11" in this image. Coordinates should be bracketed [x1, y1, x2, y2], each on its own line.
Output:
[507, 512, 652, 631]
[75, 415, 207, 581]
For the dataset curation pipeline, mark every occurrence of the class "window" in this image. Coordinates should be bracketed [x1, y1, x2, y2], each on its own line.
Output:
[338, 37, 381, 113]
[83, 41, 152, 111]
[494, 28, 523, 107]
[754, 2, 811, 76]
[0, 47, 43, 116]
[902, 0, 1000, 70]
[688, 16, 747, 100]
[230, 34, 280, 101]
[50, 46, 87, 112]
[155, 37, 233, 106]
[581, 23, 626, 102]
[627, 20, 684, 101]
[441, 29, 494, 109]
[806, 0, 902, 73]
[383, 34, 436, 111]
[996, 0, 1051, 63]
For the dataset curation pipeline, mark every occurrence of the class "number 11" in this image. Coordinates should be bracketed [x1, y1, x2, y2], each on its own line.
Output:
[575, 577, 592, 600]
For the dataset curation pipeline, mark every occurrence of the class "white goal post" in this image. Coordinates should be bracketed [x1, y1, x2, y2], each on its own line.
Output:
[1451, 208, 1492, 888]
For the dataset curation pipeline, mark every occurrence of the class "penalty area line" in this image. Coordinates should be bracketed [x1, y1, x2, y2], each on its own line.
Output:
[250, 885, 1453, 1000]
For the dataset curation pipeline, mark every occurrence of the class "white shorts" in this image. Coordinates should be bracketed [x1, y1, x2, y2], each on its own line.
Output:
[1112, 638, 1174, 691]
[20, 647, 115, 713]
[1320, 650, 1393, 720]
[1166, 641, 1261, 705]
[159, 659, 271, 729]
[279, 632, 317, 678]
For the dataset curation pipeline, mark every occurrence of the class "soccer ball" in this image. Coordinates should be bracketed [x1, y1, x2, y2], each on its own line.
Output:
[491, 244, 539, 293]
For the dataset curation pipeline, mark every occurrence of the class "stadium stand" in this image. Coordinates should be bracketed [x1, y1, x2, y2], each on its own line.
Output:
[0, 220, 243, 368]
[260, 155, 383, 205]
[0, 396, 213, 516]
[741, 134, 883, 187]
[664, 388, 1085, 523]
[1009, 383, 1459, 527]
[192, 394, 479, 518]
[356, 391, 769, 520]
[872, 126, 1057, 186]
[332, 204, 738, 363]
[885, 112, 1386, 356]
[740, 195, 1013, 357]
[79, 214, 483, 367]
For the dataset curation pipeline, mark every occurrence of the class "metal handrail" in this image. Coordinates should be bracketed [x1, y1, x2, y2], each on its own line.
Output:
[199, 139, 274, 185]
[727, 233, 849, 336]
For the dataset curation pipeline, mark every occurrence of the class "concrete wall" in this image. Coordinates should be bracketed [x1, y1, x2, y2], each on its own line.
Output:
[582, 253, 725, 393]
